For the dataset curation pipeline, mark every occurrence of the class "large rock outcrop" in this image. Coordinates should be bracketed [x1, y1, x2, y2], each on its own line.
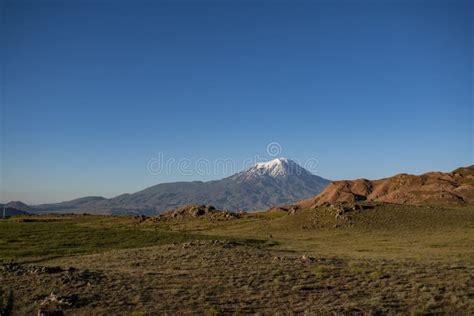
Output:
[296, 165, 474, 208]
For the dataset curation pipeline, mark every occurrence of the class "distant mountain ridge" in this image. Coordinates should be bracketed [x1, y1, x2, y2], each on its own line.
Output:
[294, 165, 474, 208]
[25, 158, 330, 214]
[0, 202, 31, 217]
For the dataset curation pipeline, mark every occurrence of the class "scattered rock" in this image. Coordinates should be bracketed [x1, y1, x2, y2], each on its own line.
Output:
[180, 240, 238, 249]
[288, 207, 297, 215]
[268, 206, 300, 214]
[152, 205, 242, 221]
[38, 309, 64, 316]
[1, 262, 63, 276]
[38, 292, 80, 315]
[300, 255, 315, 262]
[134, 214, 148, 223]
[60, 269, 104, 285]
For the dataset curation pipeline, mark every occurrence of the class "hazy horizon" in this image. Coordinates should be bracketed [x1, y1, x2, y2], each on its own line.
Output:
[2, 0, 473, 204]
[2, 156, 472, 205]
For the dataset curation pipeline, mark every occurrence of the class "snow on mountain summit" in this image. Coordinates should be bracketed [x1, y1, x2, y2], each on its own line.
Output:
[254, 158, 296, 177]
[233, 157, 312, 180]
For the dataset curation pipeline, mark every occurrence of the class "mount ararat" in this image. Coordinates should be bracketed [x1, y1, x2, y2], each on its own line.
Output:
[27, 158, 330, 215]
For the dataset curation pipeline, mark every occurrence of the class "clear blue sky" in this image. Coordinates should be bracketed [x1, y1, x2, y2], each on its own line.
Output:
[1, 0, 473, 204]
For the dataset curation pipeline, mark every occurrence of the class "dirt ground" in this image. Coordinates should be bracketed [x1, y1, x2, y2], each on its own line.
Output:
[2, 240, 473, 315]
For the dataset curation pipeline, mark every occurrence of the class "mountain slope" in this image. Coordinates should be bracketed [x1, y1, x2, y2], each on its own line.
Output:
[0, 204, 31, 217]
[296, 165, 474, 208]
[34, 196, 108, 213]
[3, 201, 33, 213]
[33, 158, 330, 214]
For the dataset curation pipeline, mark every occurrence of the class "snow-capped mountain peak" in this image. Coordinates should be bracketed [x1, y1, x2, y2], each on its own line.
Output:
[254, 157, 295, 177]
[231, 157, 312, 180]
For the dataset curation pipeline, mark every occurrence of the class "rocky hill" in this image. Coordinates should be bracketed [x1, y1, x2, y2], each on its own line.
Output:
[295, 165, 474, 208]
[153, 204, 240, 221]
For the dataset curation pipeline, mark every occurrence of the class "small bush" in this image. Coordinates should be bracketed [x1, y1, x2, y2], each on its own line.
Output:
[369, 271, 380, 280]
[312, 265, 327, 278]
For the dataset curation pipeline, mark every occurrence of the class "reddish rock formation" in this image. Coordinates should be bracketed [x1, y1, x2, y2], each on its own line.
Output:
[296, 165, 474, 208]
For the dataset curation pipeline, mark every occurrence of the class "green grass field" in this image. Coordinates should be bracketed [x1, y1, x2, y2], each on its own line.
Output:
[0, 216, 262, 263]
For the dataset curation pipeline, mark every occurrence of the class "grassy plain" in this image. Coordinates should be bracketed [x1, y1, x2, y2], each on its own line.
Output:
[1, 204, 474, 314]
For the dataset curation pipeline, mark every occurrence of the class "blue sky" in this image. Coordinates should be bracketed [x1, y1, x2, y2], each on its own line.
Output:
[1, 0, 473, 204]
